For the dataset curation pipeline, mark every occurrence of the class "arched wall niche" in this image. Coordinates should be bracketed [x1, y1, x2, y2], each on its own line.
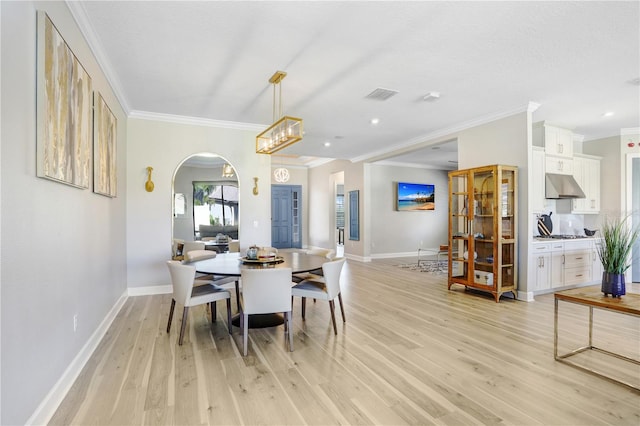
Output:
[172, 152, 239, 244]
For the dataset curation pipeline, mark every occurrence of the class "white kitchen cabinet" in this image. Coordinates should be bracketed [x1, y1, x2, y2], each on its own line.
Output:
[531, 243, 551, 291]
[530, 241, 564, 291]
[592, 239, 603, 282]
[530, 239, 599, 294]
[563, 249, 592, 286]
[544, 126, 573, 158]
[534, 122, 573, 158]
[550, 241, 565, 288]
[545, 156, 574, 175]
[531, 147, 546, 213]
[571, 154, 601, 214]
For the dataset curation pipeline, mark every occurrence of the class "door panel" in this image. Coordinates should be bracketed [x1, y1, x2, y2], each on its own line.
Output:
[271, 185, 302, 249]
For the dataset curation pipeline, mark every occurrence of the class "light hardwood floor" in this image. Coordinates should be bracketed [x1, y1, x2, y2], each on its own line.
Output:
[50, 258, 640, 425]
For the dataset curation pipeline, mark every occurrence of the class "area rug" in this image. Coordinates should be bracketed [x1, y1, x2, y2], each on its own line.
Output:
[396, 260, 447, 273]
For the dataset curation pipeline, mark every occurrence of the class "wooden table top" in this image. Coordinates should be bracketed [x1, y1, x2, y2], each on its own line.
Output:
[555, 285, 640, 316]
[189, 251, 327, 277]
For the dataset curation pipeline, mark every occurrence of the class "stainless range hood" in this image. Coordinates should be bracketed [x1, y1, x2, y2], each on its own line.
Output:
[545, 173, 586, 199]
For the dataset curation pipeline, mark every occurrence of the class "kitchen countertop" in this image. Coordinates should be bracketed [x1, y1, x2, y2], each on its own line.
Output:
[533, 236, 600, 242]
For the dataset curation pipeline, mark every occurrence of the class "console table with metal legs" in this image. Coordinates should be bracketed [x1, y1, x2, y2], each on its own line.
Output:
[554, 286, 640, 391]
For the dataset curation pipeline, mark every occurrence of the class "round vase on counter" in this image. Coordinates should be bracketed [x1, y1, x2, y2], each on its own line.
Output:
[601, 272, 625, 297]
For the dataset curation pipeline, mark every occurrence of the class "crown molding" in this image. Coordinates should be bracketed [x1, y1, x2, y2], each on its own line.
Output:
[621, 127, 640, 135]
[129, 110, 266, 131]
[373, 160, 457, 170]
[350, 102, 538, 163]
[66, 1, 131, 114]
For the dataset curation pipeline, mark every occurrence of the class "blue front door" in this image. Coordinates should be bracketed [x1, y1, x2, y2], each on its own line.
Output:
[271, 185, 302, 249]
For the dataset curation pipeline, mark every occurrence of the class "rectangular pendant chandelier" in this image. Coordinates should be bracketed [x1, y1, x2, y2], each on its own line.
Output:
[256, 116, 303, 154]
[256, 71, 303, 154]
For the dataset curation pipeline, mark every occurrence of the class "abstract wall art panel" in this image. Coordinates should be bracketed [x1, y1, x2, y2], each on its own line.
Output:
[36, 11, 92, 188]
[93, 92, 117, 197]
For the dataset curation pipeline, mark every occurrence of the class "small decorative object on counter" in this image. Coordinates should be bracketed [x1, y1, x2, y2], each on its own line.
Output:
[246, 245, 259, 260]
[584, 228, 597, 237]
[537, 212, 552, 236]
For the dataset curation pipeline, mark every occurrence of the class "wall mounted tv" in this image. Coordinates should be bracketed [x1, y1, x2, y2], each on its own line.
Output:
[397, 182, 435, 211]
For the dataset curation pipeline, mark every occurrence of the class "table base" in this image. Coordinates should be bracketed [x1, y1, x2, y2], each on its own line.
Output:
[231, 313, 284, 329]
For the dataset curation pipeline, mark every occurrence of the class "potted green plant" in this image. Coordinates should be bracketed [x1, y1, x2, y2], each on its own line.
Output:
[597, 215, 639, 297]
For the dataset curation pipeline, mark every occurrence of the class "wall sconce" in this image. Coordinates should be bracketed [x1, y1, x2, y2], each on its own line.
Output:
[253, 177, 259, 196]
[145, 167, 154, 192]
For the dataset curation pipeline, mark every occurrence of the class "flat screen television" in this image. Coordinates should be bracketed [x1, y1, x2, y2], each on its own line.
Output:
[397, 182, 435, 211]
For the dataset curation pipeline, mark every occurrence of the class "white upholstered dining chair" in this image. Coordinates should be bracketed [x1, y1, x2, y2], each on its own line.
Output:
[291, 257, 346, 335]
[182, 241, 205, 256]
[292, 248, 335, 283]
[228, 240, 240, 253]
[166, 261, 232, 345]
[240, 268, 294, 356]
[182, 249, 241, 311]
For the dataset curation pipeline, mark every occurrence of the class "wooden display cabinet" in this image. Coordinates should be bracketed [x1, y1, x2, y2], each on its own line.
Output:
[448, 165, 518, 302]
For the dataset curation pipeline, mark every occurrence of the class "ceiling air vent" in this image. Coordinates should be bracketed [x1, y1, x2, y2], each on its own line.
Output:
[365, 87, 398, 101]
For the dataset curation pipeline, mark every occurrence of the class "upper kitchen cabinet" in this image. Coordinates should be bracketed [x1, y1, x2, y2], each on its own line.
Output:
[571, 154, 601, 214]
[533, 122, 574, 158]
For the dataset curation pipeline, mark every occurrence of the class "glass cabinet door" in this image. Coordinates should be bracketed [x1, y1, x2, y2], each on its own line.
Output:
[449, 173, 470, 280]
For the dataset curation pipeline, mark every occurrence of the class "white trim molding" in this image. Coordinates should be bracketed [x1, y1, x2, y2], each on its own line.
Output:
[127, 284, 172, 297]
[129, 110, 266, 131]
[26, 291, 128, 426]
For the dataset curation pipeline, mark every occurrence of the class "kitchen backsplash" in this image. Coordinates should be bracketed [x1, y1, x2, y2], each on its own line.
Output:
[533, 201, 588, 236]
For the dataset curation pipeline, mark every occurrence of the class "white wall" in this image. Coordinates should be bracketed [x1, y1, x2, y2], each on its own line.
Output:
[369, 164, 449, 256]
[1, 2, 127, 424]
[126, 118, 273, 289]
[458, 112, 531, 294]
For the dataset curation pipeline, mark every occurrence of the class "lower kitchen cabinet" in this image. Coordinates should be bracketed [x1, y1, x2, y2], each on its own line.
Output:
[530, 239, 601, 295]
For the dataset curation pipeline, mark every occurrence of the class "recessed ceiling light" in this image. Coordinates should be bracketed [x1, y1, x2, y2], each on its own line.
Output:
[324, 142, 331, 147]
[628, 77, 640, 86]
[423, 92, 441, 101]
[370, 118, 380, 125]
[602, 111, 614, 117]
[431, 146, 441, 150]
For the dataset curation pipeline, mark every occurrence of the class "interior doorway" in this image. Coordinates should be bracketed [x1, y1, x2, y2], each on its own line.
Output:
[331, 171, 345, 257]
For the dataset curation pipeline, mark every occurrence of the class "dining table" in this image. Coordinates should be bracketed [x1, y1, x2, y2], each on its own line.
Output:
[189, 251, 328, 328]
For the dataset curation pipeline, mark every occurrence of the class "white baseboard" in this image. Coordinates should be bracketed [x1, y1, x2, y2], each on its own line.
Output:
[26, 290, 128, 426]
[370, 248, 441, 259]
[344, 253, 371, 262]
[128, 284, 172, 296]
[517, 291, 535, 302]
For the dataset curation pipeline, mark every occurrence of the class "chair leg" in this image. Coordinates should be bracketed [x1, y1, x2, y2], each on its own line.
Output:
[167, 299, 176, 333]
[211, 301, 217, 323]
[338, 293, 346, 322]
[235, 281, 241, 312]
[242, 313, 249, 356]
[226, 298, 232, 334]
[301, 297, 306, 319]
[328, 300, 338, 335]
[179, 306, 189, 345]
[286, 311, 294, 352]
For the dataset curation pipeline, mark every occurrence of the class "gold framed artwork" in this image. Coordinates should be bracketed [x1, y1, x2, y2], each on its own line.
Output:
[36, 11, 92, 189]
[93, 92, 117, 197]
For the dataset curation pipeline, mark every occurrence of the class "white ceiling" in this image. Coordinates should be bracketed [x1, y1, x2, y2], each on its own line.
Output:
[69, 1, 639, 169]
